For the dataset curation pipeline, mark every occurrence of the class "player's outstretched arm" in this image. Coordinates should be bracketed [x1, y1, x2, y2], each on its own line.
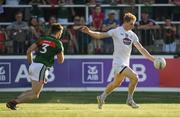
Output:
[26, 43, 38, 65]
[134, 42, 155, 62]
[81, 26, 110, 39]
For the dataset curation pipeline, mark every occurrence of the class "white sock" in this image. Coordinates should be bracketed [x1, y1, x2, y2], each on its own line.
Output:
[100, 91, 108, 100]
[127, 94, 133, 101]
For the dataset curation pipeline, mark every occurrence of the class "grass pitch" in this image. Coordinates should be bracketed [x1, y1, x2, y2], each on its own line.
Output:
[0, 91, 180, 117]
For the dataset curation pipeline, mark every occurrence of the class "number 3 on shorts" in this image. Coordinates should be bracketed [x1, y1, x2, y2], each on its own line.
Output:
[40, 44, 49, 53]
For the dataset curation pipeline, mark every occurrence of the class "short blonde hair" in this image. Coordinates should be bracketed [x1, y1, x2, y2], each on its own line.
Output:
[123, 12, 136, 23]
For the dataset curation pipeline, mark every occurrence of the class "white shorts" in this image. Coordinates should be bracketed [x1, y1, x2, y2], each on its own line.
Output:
[29, 62, 49, 84]
[113, 64, 127, 75]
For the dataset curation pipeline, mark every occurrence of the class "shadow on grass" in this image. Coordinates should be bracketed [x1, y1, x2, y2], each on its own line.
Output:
[1, 91, 180, 104]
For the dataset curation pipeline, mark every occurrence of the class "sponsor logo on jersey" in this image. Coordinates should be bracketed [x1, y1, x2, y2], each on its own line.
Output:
[123, 38, 131, 45]
[39, 40, 56, 48]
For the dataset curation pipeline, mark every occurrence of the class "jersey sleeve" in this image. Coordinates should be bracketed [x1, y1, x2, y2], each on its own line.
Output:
[132, 32, 139, 44]
[107, 28, 115, 37]
[56, 41, 64, 54]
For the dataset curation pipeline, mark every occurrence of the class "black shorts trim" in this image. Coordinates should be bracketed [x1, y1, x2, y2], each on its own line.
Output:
[119, 66, 127, 74]
[39, 65, 46, 82]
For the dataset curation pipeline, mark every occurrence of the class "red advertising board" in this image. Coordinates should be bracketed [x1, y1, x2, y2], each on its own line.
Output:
[160, 58, 180, 87]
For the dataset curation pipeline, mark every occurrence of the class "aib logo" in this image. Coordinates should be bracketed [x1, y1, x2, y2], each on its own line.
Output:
[0, 66, 5, 74]
[87, 66, 98, 80]
[82, 62, 103, 84]
[0, 63, 11, 84]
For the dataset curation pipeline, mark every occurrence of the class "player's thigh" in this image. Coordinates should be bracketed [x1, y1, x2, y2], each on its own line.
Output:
[113, 72, 125, 84]
[121, 67, 138, 80]
[31, 80, 44, 95]
[112, 65, 126, 84]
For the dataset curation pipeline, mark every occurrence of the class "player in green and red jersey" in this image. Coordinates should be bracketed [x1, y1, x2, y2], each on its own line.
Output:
[6, 23, 64, 110]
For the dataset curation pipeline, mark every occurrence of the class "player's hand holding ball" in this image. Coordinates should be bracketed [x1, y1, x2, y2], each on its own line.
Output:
[153, 57, 166, 70]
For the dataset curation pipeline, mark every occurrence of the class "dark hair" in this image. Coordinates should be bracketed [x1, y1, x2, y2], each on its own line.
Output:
[15, 11, 23, 15]
[51, 23, 63, 34]
[95, 4, 101, 8]
[28, 16, 38, 26]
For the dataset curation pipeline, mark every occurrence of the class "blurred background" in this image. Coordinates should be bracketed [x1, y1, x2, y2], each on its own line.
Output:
[0, 0, 179, 56]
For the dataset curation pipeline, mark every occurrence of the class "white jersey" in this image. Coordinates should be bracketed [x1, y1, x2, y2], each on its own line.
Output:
[107, 26, 139, 67]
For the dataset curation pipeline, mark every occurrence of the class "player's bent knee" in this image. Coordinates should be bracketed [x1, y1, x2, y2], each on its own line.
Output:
[133, 75, 138, 84]
[130, 74, 138, 84]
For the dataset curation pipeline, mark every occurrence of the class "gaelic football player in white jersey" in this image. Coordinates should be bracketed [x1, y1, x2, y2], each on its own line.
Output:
[81, 12, 156, 109]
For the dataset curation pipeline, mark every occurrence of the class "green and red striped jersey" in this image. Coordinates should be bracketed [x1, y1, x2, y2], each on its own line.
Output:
[34, 35, 64, 67]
